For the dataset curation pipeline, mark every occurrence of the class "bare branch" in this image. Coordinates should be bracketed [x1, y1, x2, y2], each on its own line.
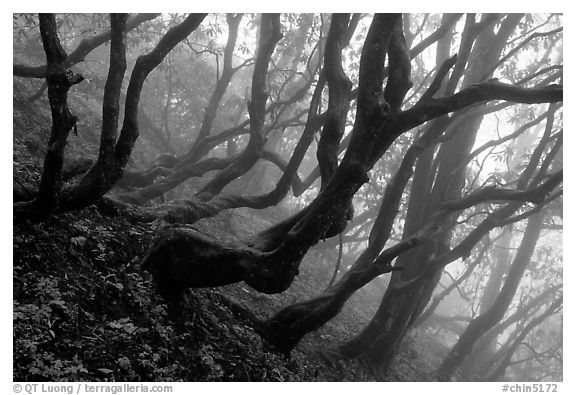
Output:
[58, 14, 207, 212]
[417, 54, 458, 104]
[397, 81, 562, 133]
[13, 13, 159, 78]
[192, 14, 282, 201]
[182, 14, 244, 161]
[452, 111, 549, 177]
[373, 169, 562, 269]
[481, 26, 563, 82]
[408, 14, 462, 60]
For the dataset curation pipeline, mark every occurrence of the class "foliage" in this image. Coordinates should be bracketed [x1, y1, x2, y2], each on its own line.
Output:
[12, 203, 379, 381]
[13, 13, 562, 381]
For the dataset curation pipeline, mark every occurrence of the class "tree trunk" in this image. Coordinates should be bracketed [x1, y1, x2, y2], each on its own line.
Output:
[57, 14, 207, 213]
[133, 14, 561, 360]
[14, 14, 84, 222]
[486, 297, 561, 381]
[258, 248, 395, 353]
[334, 14, 523, 378]
[436, 210, 545, 381]
[460, 229, 513, 376]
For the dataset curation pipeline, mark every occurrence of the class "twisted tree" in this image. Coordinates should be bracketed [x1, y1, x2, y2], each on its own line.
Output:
[14, 13, 562, 380]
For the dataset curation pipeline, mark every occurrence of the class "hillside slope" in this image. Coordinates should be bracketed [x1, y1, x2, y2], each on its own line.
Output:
[13, 78, 447, 382]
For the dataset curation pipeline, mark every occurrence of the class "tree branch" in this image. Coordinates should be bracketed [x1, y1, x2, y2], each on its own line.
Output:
[417, 54, 458, 104]
[58, 13, 207, 212]
[182, 14, 244, 162]
[192, 14, 282, 201]
[397, 81, 562, 133]
[13, 13, 159, 78]
[480, 26, 563, 82]
[373, 169, 562, 269]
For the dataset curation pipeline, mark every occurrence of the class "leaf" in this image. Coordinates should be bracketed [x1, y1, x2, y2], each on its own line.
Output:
[49, 300, 67, 308]
[107, 281, 123, 292]
[70, 236, 87, 248]
[122, 324, 138, 334]
[97, 368, 114, 375]
[108, 317, 131, 329]
[117, 356, 131, 370]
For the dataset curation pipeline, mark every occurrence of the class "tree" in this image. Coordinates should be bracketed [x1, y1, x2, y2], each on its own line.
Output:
[14, 13, 207, 221]
[263, 14, 562, 378]
[478, 288, 562, 381]
[436, 208, 546, 380]
[13, 13, 562, 379]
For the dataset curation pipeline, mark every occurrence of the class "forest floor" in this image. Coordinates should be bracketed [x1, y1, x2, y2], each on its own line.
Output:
[13, 79, 451, 382]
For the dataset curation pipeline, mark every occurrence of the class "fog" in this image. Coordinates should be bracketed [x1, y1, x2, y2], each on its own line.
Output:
[13, 13, 562, 382]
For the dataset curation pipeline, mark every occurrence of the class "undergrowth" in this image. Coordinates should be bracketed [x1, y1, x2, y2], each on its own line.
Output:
[13, 77, 439, 382]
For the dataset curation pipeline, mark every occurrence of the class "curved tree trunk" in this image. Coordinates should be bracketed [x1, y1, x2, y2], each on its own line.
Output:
[251, 165, 560, 352]
[258, 249, 395, 352]
[137, 14, 562, 358]
[57, 14, 207, 213]
[412, 237, 492, 330]
[13, 13, 207, 225]
[141, 13, 407, 296]
[13, 14, 85, 222]
[124, 12, 461, 207]
[435, 103, 561, 381]
[333, 14, 524, 378]
[119, 15, 322, 206]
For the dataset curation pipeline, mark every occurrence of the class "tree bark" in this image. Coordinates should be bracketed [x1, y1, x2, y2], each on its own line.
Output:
[140, 14, 404, 296]
[249, 135, 561, 353]
[57, 14, 207, 212]
[14, 14, 84, 222]
[333, 14, 526, 378]
[153, 77, 327, 225]
[413, 237, 492, 329]
[138, 14, 562, 336]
